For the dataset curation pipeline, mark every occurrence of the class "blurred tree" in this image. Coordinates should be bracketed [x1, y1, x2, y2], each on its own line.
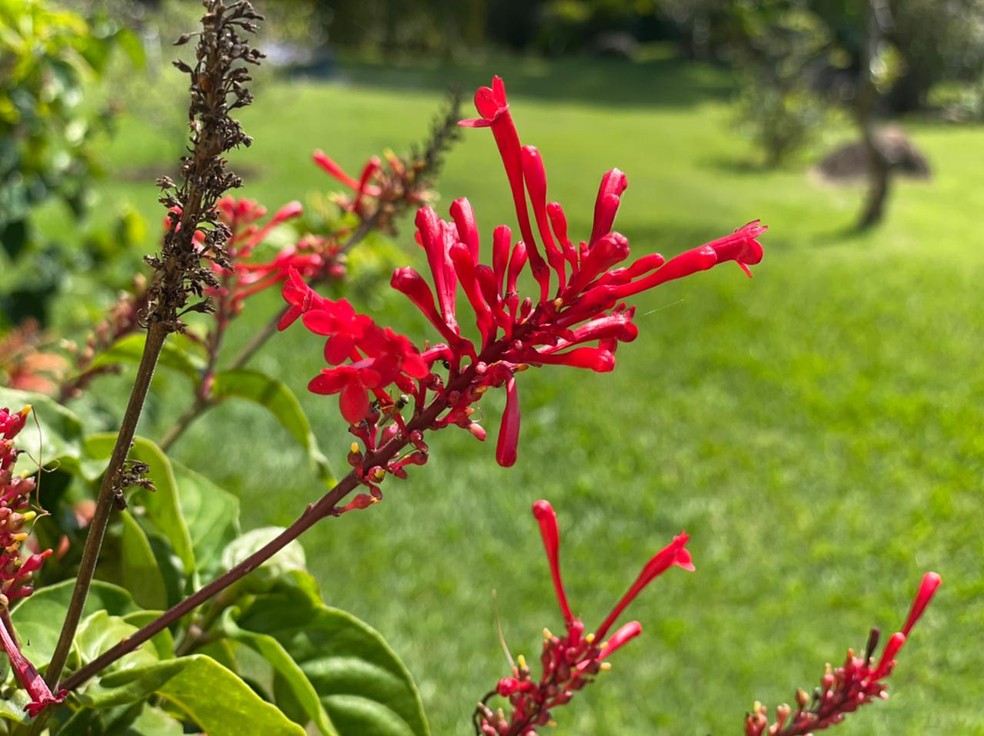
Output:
[710, 0, 983, 225]
[729, 2, 844, 167]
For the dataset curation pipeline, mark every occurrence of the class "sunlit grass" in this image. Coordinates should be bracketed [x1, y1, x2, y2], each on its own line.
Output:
[80, 52, 984, 734]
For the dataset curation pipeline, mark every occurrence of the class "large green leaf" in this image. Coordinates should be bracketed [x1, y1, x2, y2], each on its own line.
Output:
[88, 655, 306, 736]
[210, 369, 336, 484]
[54, 702, 184, 736]
[76, 611, 159, 673]
[0, 387, 85, 475]
[221, 609, 337, 736]
[219, 526, 308, 594]
[122, 704, 184, 735]
[119, 511, 168, 610]
[85, 435, 196, 576]
[83, 333, 205, 384]
[236, 584, 430, 736]
[10, 580, 139, 669]
[172, 461, 241, 577]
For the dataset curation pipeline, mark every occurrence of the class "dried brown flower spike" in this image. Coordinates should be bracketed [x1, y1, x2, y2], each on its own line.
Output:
[147, 0, 264, 330]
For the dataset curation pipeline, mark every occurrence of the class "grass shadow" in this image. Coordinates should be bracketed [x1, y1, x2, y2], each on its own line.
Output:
[299, 49, 735, 111]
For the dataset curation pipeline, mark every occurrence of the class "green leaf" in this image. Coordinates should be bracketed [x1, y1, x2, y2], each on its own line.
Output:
[10, 579, 138, 668]
[85, 435, 196, 575]
[236, 589, 430, 736]
[119, 511, 168, 610]
[221, 609, 337, 736]
[172, 461, 241, 577]
[90, 655, 306, 736]
[210, 369, 336, 484]
[0, 688, 31, 726]
[84, 333, 205, 384]
[0, 387, 85, 475]
[121, 612, 175, 661]
[122, 704, 184, 735]
[220, 527, 308, 594]
[76, 611, 159, 672]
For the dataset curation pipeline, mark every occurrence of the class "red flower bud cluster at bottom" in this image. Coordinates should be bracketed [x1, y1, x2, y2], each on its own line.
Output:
[475, 500, 693, 735]
[745, 572, 941, 735]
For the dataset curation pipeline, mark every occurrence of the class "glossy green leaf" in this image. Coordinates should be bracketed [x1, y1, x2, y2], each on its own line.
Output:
[220, 526, 308, 594]
[124, 704, 185, 735]
[211, 369, 336, 484]
[84, 333, 205, 384]
[85, 435, 196, 575]
[236, 585, 430, 736]
[0, 387, 85, 475]
[121, 611, 175, 662]
[0, 689, 31, 726]
[119, 511, 168, 610]
[11, 579, 138, 668]
[172, 461, 241, 577]
[91, 655, 306, 736]
[221, 609, 337, 736]
[76, 611, 159, 672]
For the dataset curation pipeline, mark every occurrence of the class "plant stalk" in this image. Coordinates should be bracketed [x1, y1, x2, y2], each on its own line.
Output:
[58, 388, 450, 692]
[44, 322, 169, 687]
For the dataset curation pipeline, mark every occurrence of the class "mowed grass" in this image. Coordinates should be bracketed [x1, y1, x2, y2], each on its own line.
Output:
[84, 52, 983, 734]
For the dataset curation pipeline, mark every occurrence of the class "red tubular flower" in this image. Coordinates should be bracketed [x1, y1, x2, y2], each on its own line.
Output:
[495, 375, 521, 467]
[612, 221, 766, 299]
[532, 500, 574, 625]
[280, 268, 329, 330]
[589, 168, 628, 248]
[302, 298, 373, 365]
[414, 207, 460, 333]
[594, 532, 694, 641]
[901, 571, 942, 637]
[313, 150, 380, 196]
[450, 198, 480, 261]
[597, 621, 642, 661]
[521, 146, 567, 284]
[460, 76, 550, 299]
[0, 615, 65, 718]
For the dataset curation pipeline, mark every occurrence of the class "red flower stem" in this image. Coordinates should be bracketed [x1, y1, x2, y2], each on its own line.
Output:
[45, 323, 169, 688]
[59, 354, 487, 693]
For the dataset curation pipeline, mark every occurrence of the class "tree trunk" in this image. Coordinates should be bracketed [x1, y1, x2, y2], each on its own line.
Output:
[855, 0, 894, 230]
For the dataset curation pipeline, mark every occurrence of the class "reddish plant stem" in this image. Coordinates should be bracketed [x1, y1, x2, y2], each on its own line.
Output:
[58, 366, 461, 692]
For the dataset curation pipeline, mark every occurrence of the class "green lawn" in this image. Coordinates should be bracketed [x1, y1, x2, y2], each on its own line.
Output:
[80, 51, 983, 734]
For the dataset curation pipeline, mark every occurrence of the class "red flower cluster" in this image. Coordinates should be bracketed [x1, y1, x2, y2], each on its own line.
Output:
[207, 197, 337, 324]
[745, 572, 942, 735]
[0, 406, 49, 609]
[0, 406, 65, 717]
[475, 500, 693, 735]
[284, 75, 765, 490]
[313, 148, 431, 230]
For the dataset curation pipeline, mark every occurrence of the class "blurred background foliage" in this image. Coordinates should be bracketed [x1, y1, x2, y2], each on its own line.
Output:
[0, 0, 144, 328]
[2, 0, 983, 733]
